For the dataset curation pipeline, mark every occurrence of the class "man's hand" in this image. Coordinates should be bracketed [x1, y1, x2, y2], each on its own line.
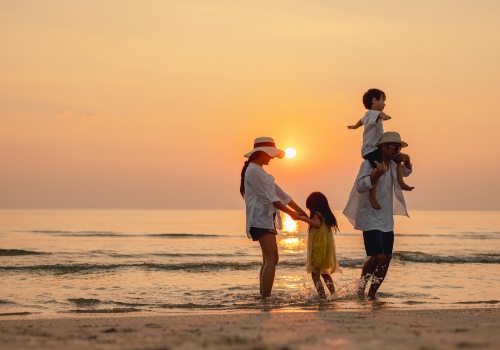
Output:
[379, 112, 391, 121]
[395, 153, 411, 169]
[288, 211, 301, 221]
[395, 153, 410, 163]
[347, 125, 359, 129]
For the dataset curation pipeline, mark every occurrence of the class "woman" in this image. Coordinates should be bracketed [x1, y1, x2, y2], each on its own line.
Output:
[240, 136, 306, 299]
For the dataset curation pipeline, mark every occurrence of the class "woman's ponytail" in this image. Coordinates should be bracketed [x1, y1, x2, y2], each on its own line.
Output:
[240, 151, 262, 198]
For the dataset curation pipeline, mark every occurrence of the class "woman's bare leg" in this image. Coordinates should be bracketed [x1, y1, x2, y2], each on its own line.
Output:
[259, 256, 265, 296]
[311, 272, 326, 299]
[258, 233, 279, 299]
[321, 274, 335, 294]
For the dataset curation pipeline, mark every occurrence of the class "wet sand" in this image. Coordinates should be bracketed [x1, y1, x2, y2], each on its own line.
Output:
[1, 308, 499, 349]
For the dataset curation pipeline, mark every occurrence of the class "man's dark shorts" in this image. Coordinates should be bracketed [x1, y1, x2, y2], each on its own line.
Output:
[363, 230, 394, 256]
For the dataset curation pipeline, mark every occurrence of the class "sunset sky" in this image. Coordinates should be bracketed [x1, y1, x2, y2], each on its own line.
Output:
[1, 0, 499, 210]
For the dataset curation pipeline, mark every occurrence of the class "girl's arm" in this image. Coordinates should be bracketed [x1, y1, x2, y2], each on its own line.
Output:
[299, 213, 321, 229]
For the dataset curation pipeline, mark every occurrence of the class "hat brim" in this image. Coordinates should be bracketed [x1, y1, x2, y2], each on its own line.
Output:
[244, 147, 285, 159]
[376, 139, 408, 148]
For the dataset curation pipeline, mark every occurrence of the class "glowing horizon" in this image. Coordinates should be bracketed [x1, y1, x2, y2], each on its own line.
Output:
[1, 1, 499, 210]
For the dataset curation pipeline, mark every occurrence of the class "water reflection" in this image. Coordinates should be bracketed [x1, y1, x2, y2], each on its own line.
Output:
[278, 237, 305, 254]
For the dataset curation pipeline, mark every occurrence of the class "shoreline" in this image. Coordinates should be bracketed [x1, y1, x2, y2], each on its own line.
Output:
[1, 307, 499, 349]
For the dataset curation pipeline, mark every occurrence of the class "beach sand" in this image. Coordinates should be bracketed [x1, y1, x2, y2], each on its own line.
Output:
[1, 308, 499, 350]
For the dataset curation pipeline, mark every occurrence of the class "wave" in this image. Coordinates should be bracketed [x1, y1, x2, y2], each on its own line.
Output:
[454, 300, 499, 305]
[394, 251, 500, 264]
[26, 230, 224, 238]
[1, 252, 497, 275]
[0, 312, 32, 316]
[68, 298, 101, 306]
[68, 308, 141, 313]
[0, 249, 47, 256]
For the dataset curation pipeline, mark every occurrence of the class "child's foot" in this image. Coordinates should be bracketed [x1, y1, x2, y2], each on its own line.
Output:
[400, 183, 415, 191]
[369, 196, 381, 210]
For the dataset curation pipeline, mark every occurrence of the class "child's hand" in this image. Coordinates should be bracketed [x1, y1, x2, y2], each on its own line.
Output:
[374, 160, 388, 174]
[298, 214, 308, 221]
[379, 112, 391, 121]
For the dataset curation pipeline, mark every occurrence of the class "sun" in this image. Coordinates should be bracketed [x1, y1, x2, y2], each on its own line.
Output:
[285, 147, 296, 159]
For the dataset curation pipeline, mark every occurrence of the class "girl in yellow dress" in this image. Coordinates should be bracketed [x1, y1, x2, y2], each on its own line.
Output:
[299, 192, 341, 299]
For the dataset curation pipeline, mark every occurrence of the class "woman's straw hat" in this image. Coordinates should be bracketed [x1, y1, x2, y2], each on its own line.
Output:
[244, 137, 285, 158]
[376, 131, 408, 148]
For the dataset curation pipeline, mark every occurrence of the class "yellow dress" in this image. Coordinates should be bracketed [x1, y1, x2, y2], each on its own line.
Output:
[306, 213, 341, 275]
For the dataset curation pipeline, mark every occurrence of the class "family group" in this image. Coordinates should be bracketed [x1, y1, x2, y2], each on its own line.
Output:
[240, 88, 414, 300]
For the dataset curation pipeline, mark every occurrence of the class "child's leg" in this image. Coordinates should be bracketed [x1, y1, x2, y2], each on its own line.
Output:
[321, 274, 335, 294]
[369, 174, 381, 209]
[311, 272, 326, 299]
[396, 163, 414, 191]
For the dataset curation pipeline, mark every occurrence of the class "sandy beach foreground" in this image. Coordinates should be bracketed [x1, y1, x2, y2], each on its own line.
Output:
[1, 308, 499, 350]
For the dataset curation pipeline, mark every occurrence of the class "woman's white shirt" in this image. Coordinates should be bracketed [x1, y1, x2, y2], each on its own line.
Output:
[244, 163, 291, 238]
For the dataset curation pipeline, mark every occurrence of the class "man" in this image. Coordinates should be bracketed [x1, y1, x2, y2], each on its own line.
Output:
[343, 131, 413, 299]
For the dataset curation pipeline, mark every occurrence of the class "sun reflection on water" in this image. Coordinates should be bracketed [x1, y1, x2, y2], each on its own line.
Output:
[278, 237, 305, 254]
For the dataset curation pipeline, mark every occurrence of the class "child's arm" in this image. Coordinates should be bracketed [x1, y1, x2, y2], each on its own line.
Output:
[347, 119, 363, 129]
[299, 213, 321, 229]
[376, 112, 391, 122]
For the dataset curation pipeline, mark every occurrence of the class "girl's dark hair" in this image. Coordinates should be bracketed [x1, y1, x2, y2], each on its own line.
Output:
[240, 151, 263, 198]
[306, 192, 339, 232]
[362, 88, 385, 109]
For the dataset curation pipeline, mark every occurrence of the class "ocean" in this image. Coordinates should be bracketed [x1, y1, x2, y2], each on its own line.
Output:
[1, 209, 499, 316]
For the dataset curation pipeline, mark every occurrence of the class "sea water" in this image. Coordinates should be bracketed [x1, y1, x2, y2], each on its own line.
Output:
[1, 210, 499, 316]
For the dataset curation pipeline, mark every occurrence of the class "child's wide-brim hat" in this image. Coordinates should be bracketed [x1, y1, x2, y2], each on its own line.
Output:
[376, 131, 408, 148]
[244, 137, 285, 158]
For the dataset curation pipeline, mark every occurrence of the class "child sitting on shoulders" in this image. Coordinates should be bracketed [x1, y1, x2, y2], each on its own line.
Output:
[348, 88, 414, 209]
[298, 192, 341, 300]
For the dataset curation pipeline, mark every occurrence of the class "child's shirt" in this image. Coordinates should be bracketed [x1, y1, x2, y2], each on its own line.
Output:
[361, 110, 383, 157]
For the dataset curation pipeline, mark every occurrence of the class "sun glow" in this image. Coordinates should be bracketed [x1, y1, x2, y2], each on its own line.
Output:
[282, 213, 298, 233]
[285, 147, 296, 159]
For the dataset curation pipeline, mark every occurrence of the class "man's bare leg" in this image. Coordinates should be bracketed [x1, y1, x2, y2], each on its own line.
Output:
[367, 254, 392, 299]
[369, 176, 381, 209]
[321, 274, 335, 294]
[358, 254, 383, 297]
[397, 162, 414, 191]
[258, 233, 279, 299]
[311, 272, 326, 299]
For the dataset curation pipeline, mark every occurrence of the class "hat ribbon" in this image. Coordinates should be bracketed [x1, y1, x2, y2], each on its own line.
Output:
[254, 141, 276, 148]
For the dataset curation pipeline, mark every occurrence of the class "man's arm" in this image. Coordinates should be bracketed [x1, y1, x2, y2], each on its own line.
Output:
[347, 119, 363, 129]
[356, 161, 387, 193]
[395, 153, 412, 175]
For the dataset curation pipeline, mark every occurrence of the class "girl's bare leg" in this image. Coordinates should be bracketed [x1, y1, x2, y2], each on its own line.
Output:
[321, 274, 335, 294]
[311, 272, 326, 299]
[397, 162, 414, 191]
[258, 233, 279, 299]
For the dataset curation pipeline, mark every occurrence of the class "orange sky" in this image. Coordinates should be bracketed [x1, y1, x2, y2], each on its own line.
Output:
[1, 1, 499, 210]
